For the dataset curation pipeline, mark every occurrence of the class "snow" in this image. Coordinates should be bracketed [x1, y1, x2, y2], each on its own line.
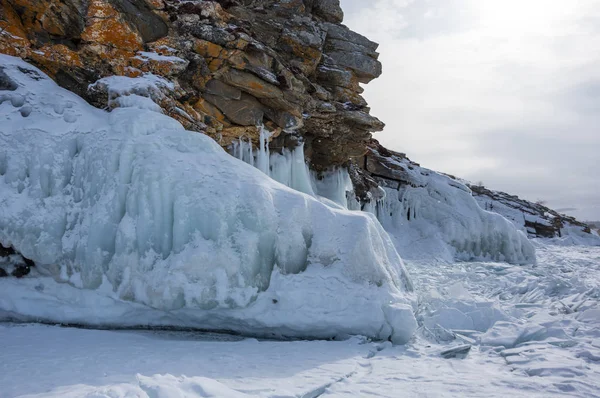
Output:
[230, 134, 535, 265]
[134, 51, 187, 64]
[88, 73, 174, 111]
[370, 160, 536, 264]
[2, 243, 599, 397]
[0, 55, 415, 342]
[2, 52, 599, 398]
[543, 226, 600, 247]
[472, 189, 600, 246]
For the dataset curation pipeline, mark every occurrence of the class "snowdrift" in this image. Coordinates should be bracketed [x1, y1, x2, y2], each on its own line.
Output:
[0, 55, 416, 342]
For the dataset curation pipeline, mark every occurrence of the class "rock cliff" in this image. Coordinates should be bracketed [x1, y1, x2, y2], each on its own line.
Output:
[469, 184, 599, 241]
[1, 0, 594, 263]
[1, 0, 383, 174]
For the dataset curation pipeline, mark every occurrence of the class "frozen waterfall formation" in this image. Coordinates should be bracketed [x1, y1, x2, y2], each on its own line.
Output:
[228, 135, 536, 265]
[0, 56, 417, 343]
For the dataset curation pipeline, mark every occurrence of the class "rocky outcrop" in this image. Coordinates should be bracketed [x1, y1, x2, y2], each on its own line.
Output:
[0, 243, 34, 278]
[0, 0, 383, 171]
[468, 185, 597, 240]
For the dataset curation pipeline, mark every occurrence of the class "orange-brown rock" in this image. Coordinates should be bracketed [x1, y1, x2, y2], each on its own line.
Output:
[82, 0, 143, 51]
[0, 0, 385, 176]
[193, 97, 231, 127]
[28, 44, 83, 74]
[0, 2, 30, 56]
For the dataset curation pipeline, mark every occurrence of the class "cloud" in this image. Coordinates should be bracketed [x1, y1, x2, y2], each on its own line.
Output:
[340, 0, 600, 220]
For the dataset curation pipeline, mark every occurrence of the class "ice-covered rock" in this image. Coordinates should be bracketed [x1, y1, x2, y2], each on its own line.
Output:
[360, 143, 536, 264]
[232, 138, 535, 264]
[0, 55, 416, 342]
[470, 184, 600, 245]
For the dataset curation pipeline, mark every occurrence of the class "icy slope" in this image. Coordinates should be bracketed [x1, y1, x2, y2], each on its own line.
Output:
[362, 145, 536, 264]
[470, 184, 600, 246]
[225, 139, 536, 265]
[0, 55, 416, 342]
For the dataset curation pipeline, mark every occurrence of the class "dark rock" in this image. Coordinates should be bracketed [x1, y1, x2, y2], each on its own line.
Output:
[312, 0, 343, 23]
[263, 106, 303, 130]
[204, 92, 265, 126]
[11, 265, 30, 278]
[316, 65, 353, 88]
[55, 68, 99, 101]
[341, 111, 384, 131]
[322, 22, 379, 52]
[205, 79, 242, 100]
[222, 69, 283, 99]
[326, 51, 382, 83]
[0, 268, 7, 277]
[324, 38, 379, 59]
[0, 243, 16, 257]
[22, 256, 35, 268]
[8, 0, 88, 46]
[182, 23, 235, 46]
[109, 0, 168, 43]
[469, 184, 597, 239]
[0, 67, 19, 91]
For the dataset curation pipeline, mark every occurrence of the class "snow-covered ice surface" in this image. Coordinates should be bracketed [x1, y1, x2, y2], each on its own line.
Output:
[2, 242, 599, 398]
[0, 55, 416, 342]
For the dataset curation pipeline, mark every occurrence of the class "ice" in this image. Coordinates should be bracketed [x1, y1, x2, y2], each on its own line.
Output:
[543, 225, 600, 246]
[256, 127, 271, 175]
[373, 172, 536, 264]
[231, 134, 316, 196]
[2, 239, 600, 397]
[0, 55, 415, 342]
[228, 130, 534, 265]
[311, 168, 354, 208]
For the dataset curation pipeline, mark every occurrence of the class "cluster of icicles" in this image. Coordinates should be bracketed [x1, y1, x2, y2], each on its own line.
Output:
[229, 128, 419, 224]
[230, 127, 354, 209]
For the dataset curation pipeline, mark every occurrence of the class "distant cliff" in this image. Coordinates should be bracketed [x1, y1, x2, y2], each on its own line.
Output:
[469, 184, 599, 242]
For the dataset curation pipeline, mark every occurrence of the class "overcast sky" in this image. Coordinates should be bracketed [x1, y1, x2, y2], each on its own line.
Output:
[340, 0, 600, 221]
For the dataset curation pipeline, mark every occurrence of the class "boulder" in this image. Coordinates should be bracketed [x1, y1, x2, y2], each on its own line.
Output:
[326, 51, 382, 83]
[312, 0, 344, 23]
[323, 22, 379, 52]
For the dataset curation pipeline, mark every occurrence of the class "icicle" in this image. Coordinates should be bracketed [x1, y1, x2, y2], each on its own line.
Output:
[256, 126, 271, 175]
[229, 130, 315, 197]
[289, 142, 315, 196]
[310, 168, 353, 208]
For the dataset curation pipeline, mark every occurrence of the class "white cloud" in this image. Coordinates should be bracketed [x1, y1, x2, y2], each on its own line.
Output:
[340, 0, 600, 220]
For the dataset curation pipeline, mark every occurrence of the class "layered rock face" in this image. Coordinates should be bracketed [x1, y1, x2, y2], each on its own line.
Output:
[469, 185, 598, 240]
[0, 0, 383, 171]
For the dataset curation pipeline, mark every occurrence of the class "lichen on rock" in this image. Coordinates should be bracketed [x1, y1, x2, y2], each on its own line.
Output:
[0, 0, 387, 178]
